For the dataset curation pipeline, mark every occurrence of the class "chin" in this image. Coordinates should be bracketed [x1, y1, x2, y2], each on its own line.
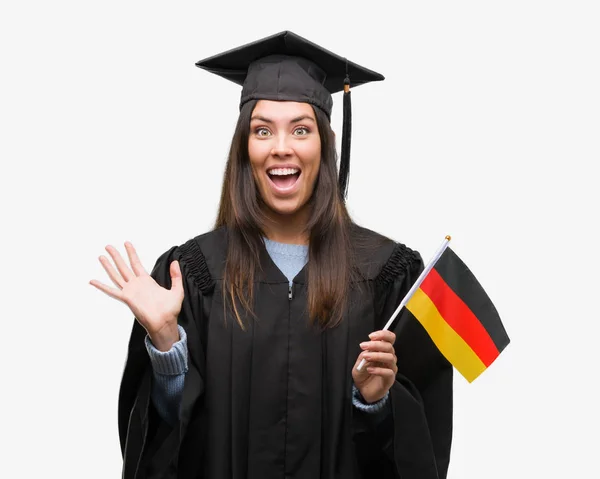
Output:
[264, 197, 306, 217]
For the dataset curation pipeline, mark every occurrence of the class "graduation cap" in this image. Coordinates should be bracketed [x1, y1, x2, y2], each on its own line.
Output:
[195, 30, 384, 199]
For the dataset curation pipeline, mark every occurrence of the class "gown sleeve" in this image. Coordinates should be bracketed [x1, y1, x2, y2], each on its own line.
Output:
[117, 239, 212, 479]
[355, 243, 453, 479]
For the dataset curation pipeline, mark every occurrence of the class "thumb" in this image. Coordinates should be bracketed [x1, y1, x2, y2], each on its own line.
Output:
[170, 260, 183, 292]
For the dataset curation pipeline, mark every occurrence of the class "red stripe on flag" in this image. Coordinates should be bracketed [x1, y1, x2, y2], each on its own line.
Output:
[420, 268, 500, 367]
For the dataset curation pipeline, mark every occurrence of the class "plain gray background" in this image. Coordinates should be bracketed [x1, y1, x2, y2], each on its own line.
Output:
[1, 1, 598, 477]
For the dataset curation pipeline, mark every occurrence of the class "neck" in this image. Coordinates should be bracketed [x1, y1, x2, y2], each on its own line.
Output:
[262, 207, 310, 245]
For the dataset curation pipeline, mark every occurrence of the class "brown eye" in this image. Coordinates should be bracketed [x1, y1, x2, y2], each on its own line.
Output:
[256, 128, 271, 137]
[294, 127, 309, 136]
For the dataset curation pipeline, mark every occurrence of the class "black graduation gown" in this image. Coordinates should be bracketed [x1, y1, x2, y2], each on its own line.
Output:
[118, 225, 453, 479]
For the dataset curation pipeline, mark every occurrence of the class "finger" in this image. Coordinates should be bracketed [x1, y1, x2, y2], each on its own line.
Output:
[369, 330, 396, 345]
[362, 352, 398, 375]
[99, 255, 126, 289]
[366, 367, 396, 379]
[124, 242, 148, 277]
[89, 279, 125, 302]
[354, 360, 375, 375]
[105, 245, 135, 282]
[170, 260, 183, 292]
[362, 352, 396, 367]
[360, 340, 394, 354]
[354, 355, 372, 370]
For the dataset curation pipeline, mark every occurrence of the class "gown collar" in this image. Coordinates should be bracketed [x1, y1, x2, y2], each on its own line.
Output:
[259, 237, 308, 284]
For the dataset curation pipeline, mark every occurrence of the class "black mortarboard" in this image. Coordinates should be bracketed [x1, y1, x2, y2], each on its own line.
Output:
[195, 30, 384, 199]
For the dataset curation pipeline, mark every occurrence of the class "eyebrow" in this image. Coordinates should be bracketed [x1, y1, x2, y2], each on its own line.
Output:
[250, 115, 316, 124]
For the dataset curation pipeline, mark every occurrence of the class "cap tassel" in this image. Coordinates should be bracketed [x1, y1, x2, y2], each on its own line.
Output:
[339, 74, 352, 199]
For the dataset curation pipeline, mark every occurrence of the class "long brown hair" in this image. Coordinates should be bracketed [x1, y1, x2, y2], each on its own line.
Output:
[215, 99, 358, 329]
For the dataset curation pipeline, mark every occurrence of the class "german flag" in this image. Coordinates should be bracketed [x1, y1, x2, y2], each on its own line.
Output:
[406, 247, 510, 382]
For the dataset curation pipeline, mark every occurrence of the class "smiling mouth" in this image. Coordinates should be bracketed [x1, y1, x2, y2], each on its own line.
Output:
[267, 167, 301, 190]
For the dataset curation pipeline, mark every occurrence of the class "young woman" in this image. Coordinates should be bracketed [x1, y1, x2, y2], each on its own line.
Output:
[90, 31, 453, 479]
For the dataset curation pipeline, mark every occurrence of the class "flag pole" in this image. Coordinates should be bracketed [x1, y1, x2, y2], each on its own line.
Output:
[357, 235, 453, 371]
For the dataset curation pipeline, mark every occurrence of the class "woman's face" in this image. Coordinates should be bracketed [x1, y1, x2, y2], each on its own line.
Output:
[248, 100, 321, 218]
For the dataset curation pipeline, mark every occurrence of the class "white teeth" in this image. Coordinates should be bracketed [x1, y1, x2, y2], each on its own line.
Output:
[268, 167, 299, 176]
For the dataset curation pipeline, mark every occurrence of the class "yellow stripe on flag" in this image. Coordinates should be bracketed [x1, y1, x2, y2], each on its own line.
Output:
[406, 288, 487, 382]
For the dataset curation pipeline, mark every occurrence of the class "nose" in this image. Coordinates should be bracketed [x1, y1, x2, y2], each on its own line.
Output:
[270, 135, 293, 159]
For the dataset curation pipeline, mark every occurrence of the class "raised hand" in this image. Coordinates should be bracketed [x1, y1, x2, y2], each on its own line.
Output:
[352, 330, 398, 403]
[90, 242, 184, 351]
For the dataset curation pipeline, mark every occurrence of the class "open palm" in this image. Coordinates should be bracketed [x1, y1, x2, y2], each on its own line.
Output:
[90, 242, 184, 340]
